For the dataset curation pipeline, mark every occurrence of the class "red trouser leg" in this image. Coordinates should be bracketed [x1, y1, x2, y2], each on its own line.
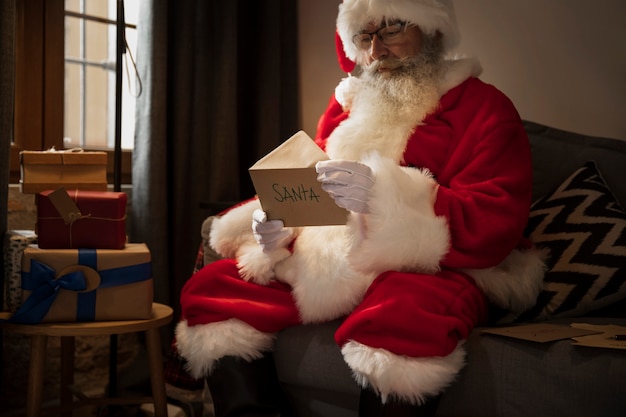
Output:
[335, 269, 488, 357]
[180, 258, 302, 332]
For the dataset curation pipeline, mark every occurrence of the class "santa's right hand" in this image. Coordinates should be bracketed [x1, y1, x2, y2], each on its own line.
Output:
[252, 209, 293, 253]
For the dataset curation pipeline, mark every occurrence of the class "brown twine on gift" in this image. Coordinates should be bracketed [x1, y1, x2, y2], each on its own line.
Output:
[37, 214, 127, 223]
[67, 212, 90, 224]
[37, 214, 127, 247]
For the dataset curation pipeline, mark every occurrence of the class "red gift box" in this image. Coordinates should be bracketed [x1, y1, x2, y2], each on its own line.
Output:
[36, 189, 127, 249]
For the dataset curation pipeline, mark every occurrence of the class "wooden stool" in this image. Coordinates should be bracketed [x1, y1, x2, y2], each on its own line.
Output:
[0, 302, 173, 417]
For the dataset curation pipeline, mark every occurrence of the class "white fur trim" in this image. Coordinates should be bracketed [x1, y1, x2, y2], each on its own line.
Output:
[464, 247, 548, 313]
[337, 0, 460, 66]
[342, 340, 466, 405]
[324, 92, 420, 162]
[335, 75, 362, 111]
[210, 199, 261, 259]
[438, 57, 482, 95]
[237, 243, 291, 285]
[347, 153, 449, 275]
[210, 199, 292, 283]
[274, 226, 377, 323]
[175, 318, 275, 378]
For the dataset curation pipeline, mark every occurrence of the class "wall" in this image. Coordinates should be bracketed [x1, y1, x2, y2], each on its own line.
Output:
[298, 0, 626, 140]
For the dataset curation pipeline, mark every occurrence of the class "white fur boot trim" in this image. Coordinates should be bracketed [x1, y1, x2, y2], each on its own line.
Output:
[341, 340, 466, 405]
[175, 318, 276, 379]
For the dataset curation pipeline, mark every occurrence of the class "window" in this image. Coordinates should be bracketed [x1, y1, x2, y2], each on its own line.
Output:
[11, 0, 139, 184]
[64, 0, 139, 150]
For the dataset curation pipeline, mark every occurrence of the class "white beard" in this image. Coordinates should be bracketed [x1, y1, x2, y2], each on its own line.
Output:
[325, 54, 442, 163]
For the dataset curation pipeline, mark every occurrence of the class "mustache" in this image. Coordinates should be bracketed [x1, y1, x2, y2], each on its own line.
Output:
[367, 57, 406, 72]
[365, 56, 421, 75]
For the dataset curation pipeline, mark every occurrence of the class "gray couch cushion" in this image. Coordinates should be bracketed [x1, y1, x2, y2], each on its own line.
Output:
[439, 317, 626, 417]
[275, 317, 626, 417]
[274, 320, 359, 417]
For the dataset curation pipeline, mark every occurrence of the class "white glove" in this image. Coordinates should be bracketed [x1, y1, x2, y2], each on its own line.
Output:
[315, 159, 375, 213]
[252, 209, 293, 253]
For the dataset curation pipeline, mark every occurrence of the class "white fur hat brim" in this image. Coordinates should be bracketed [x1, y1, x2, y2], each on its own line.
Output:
[337, 0, 460, 65]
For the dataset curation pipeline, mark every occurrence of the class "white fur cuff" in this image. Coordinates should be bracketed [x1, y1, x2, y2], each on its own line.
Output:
[341, 340, 466, 405]
[210, 199, 261, 259]
[237, 243, 291, 285]
[347, 154, 449, 275]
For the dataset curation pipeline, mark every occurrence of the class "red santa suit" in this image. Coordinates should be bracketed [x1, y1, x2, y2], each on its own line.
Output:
[176, 54, 546, 403]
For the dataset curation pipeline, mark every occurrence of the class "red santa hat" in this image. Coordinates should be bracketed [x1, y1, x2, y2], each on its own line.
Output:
[335, 0, 460, 72]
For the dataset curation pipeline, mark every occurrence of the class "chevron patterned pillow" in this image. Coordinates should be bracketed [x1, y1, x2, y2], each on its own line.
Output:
[517, 161, 626, 321]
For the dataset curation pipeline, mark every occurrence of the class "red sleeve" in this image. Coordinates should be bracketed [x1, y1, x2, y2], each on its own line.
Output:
[435, 123, 532, 269]
[314, 95, 349, 151]
[429, 81, 533, 269]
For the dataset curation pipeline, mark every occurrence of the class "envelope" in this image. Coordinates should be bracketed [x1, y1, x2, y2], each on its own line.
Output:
[249, 131, 348, 227]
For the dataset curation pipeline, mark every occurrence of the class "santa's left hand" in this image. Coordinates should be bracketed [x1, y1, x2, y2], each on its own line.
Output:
[252, 209, 293, 253]
[316, 159, 374, 213]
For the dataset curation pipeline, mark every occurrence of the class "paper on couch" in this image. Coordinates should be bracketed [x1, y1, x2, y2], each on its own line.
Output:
[249, 131, 348, 227]
[481, 323, 601, 343]
[570, 323, 626, 350]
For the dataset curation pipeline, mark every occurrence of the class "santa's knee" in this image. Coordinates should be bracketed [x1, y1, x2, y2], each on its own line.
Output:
[174, 318, 276, 378]
[341, 340, 466, 405]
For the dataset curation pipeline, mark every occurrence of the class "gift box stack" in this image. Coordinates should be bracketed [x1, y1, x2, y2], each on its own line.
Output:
[3, 149, 153, 324]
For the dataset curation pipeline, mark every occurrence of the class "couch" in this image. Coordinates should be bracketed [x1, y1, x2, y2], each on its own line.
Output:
[195, 121, 626, 417]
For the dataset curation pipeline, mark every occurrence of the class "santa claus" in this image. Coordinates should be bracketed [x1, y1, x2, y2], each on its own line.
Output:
[175, 0, 546, 415]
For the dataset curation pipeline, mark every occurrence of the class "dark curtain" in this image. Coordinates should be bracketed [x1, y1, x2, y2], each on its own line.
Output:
[1, 1, 15, 309]
[0, 0, 15, 378]
[131, 0, 299, 333]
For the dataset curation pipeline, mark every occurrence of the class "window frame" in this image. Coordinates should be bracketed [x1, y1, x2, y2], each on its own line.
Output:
[10, 0, 132, 185]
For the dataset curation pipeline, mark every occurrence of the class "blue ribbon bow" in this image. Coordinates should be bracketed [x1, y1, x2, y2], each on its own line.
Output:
[8, 249, 151, 324]
[9, 260, 87, 324]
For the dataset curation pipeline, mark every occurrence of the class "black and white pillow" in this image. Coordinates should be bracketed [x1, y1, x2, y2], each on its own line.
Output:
[517, 161, 626, 321]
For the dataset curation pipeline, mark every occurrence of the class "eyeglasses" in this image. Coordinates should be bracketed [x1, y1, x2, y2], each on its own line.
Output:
[352, 22, 408, 51]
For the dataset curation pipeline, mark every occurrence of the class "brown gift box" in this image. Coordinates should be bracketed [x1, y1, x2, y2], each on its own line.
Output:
[20, 149, 108, 194]
[14, 243, 153, 323]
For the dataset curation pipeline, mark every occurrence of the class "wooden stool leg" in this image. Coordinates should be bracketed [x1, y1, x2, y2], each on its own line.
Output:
[26, 334, 47, 417]
[145, 328, 168, 417]
[60, 336, 75, 417]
